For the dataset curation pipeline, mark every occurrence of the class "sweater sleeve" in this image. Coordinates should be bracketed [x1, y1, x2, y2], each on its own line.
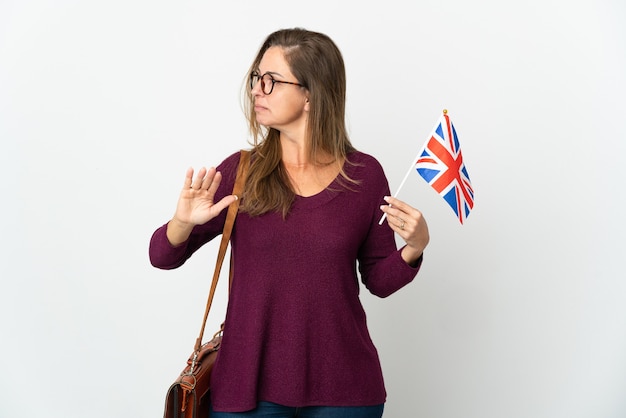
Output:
[356, 156, 423, 298]
[148, 151, 242, 270]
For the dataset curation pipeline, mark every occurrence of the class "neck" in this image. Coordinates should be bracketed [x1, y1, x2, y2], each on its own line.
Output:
[280, 133, 309, 166]
[281, 138, 337, 169]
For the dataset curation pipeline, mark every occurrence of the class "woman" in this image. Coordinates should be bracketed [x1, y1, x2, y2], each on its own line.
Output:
[149, 28, 429, 418]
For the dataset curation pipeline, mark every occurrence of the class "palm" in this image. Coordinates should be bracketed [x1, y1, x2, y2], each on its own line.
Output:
[176, 188, 221, 225]
[173, 166, 236, 226]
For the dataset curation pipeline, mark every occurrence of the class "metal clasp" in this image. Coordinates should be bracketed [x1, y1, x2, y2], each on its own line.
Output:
[188, 351, 199, 375]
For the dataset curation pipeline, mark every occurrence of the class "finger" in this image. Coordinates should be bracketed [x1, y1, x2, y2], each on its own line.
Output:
[201, 167, 216, 190]
[205, 170, 222, 196]
[380, 205, 406, 231]
[210, 194, 238, 215]
[183, 167, 194, 189]
[385, 196, 421, 220]
[191, 167, 208, 189]
[380, 203, 407, 224]
[383, 196, 413, 214]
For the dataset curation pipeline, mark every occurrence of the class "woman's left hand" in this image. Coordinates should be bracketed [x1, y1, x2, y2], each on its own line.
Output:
[380, 196, 430, 266]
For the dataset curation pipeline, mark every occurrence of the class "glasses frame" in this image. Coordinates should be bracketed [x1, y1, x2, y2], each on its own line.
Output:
[250, 71, 304, 95]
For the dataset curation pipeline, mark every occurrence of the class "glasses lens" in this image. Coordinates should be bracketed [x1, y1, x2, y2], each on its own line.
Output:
[261, 73, 274, 94]
[250, 73, 259, 90]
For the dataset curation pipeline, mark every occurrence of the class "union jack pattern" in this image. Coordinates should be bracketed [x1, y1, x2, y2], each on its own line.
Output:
[415, 113, 474, 224]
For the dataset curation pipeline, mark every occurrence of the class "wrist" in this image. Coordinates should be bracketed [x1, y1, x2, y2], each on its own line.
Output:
[401, 245, 423, 267]
[170, 216, 194, 230]
[166, 218, 194, 247]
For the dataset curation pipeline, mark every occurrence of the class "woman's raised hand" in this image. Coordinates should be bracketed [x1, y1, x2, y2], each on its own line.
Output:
[166, 167, 238, 246]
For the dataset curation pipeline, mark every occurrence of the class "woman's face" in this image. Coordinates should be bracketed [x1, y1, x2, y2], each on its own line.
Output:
[252, 46, 309, 134]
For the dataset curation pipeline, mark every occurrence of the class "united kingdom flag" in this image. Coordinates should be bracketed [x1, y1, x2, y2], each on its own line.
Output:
[415, 111, 474, 224]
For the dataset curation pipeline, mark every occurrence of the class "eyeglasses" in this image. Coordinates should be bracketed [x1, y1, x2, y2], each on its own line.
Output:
[250, 71, 304, 95]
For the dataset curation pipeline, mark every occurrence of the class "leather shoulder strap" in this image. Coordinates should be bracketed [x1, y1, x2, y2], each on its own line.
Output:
[194, 150, 250, 351]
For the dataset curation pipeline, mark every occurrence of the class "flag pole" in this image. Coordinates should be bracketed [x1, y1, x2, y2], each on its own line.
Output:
[378, 151, 422, 225]
[378, 109, 448, 225]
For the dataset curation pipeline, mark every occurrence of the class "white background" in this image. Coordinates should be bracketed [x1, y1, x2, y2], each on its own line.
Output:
[1, 1, 625, 417]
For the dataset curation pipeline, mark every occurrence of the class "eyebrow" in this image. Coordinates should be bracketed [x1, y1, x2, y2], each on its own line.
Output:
[255, 69, 287, 79]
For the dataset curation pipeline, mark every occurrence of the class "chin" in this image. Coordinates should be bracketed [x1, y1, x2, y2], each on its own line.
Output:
[256, 118, 273, 129]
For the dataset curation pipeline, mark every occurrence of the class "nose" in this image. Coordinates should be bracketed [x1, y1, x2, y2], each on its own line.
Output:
[250, 78, 264, 96]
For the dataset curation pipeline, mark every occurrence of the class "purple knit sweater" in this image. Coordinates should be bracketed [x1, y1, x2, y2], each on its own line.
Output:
[149, 150, 422, 412]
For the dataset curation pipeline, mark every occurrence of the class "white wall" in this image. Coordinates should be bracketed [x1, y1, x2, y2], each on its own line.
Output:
[1, 1, 625, 417]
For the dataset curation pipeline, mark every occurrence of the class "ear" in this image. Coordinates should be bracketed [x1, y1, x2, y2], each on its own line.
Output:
[304, 97, 310, 112]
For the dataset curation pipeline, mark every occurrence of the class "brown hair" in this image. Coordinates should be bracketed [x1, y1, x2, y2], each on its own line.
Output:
[241, 28, 357, 218]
